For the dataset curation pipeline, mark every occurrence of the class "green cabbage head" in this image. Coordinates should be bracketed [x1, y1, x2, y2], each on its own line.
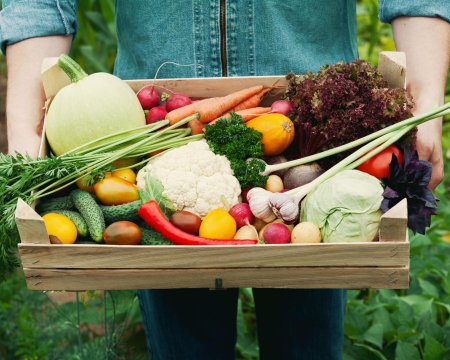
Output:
[301, 170, 384, 242]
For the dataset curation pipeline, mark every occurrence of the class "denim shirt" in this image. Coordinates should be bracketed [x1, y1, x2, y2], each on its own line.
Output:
[1, 0, 449, 80]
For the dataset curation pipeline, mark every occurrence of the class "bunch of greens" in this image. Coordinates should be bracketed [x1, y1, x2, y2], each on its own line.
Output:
[382, 150, 438, 234]
[285, 60, 414, 168]
[0, 115, 202, 280]
[204, 114, 267, 189]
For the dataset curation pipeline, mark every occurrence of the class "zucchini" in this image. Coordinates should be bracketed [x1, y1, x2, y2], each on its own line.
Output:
[100, 200, 141, 224]
[52, 210, 88, 237]
[36, 196, 74, 214]
[71, 190, 105, 242]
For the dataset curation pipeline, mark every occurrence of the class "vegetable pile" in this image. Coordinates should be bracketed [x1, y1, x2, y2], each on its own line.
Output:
[1, 54, 449, 279]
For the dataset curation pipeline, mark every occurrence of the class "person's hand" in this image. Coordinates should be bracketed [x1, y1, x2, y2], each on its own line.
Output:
[413, 101, 444, 190]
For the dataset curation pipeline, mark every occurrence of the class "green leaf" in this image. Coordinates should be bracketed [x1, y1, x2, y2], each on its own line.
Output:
[399, 295, 433, 319]
[395, 341, 421, 360]
[139, 171, 173, 218]
[363, 323, 384, 349]
[353, 343, 387, 360]
[418, 278, 440, 298]
[424, 334, 447, 360]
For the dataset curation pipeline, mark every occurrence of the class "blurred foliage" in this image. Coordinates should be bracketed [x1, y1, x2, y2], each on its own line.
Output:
[0, 0, 449, 359]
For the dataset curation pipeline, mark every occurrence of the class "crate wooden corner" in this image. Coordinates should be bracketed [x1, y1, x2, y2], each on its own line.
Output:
[16, 52, 410, 291]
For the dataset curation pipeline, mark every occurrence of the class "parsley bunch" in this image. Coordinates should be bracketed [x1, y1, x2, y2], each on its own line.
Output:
[204, 114, 267, 189]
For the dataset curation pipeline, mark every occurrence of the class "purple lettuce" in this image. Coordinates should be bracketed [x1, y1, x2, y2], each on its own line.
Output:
[381, 150, 438, 234]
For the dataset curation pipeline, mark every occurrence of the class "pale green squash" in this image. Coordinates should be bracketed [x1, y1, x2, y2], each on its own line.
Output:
[45, 55, 145, 156]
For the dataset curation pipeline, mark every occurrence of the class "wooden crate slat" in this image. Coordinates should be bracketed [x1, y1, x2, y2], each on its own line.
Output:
[19, 241, 409, 269]
[23, 266, 409, 291]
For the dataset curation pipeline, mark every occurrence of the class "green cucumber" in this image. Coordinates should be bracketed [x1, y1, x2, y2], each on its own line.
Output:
[100, 200, 141, 224]
[71, 190, 105, 242]
[52, 210, 88, 237]
[36, 196, 74, 214]
[140, 226, 173, 246]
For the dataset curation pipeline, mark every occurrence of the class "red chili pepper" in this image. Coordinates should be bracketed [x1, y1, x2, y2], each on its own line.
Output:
[138, 201, 258, 246]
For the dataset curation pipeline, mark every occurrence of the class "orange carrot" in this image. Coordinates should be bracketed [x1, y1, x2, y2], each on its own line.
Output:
[209, 107, 271, 124]
[165, 85, 263, 124]
[230, 87, 272, 112]
[188, 119, 205, 135]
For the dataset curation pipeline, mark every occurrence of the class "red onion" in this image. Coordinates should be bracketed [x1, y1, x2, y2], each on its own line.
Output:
[137, 86, 160, 110]
[262, 223, 291, 244]
[229, 203, 254, 228]
[271, 100, 294, 115]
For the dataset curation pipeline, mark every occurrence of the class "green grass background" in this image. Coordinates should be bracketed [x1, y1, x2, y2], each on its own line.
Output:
[0, 0, 449, 359]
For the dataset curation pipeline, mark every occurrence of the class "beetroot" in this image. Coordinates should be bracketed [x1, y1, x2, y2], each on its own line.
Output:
[166, 93, 192, 112]
[146, 105, 167, 124]
[137, 86, 160, 110]
[262, 223, 291, 244]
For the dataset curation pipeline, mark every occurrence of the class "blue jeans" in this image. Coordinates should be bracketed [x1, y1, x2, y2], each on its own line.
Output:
[137, 288, 346, 360]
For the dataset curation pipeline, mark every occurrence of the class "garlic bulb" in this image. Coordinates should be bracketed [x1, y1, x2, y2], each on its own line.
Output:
[269, 192, 299, 224]
[247, 187, 276, 222]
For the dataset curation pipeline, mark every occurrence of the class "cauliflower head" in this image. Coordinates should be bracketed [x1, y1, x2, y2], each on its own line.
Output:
[136, 140, 241, 218]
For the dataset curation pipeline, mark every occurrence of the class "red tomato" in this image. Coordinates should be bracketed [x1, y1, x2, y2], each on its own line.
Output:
[357, 145, 403, 179]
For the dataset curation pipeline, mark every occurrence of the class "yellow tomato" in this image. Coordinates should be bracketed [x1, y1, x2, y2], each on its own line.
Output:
[42, 213, 77, 244]
[199, 208, 237, 239]
[94, 176, 140, 205]
[112, 157, 138, 168]
[76, 176, 95, 193]
[112, 168, 137, 184]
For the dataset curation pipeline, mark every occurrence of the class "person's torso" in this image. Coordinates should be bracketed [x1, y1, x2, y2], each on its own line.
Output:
[114, 0, 358, 79]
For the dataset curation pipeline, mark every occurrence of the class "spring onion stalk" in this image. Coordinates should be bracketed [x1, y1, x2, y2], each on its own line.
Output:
[30, 113, 201, 200]
[262, 102, 450, 176]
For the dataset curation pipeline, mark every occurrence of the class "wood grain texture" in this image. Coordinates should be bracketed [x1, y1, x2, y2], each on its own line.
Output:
[378, 51, 406, 89]
[19, 241, 409, 269]
[15, 198, 50, 245]
[379, 199, 408, 242]
[126, 76, 287, 100]
[23, 266, 410, 291]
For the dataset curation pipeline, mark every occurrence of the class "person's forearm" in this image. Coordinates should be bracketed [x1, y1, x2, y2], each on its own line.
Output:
[392, 17, 450, 189]
[6, 36, 71, 157]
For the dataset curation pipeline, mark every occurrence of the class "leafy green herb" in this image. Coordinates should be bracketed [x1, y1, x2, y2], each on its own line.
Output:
[204, 114, 267, 188]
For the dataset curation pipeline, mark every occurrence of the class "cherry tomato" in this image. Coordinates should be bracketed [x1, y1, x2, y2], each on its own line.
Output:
[357, 145, 403, 179]
[169, 211, 202, 235]
[94, 177, 140, 205]
[103, 221, 142, 245]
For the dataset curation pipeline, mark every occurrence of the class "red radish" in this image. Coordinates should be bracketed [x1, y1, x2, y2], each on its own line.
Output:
[262, 223, 291, 244]
[137, 86, 160, 109]
[229, 203, 254, 228]
[271, 100, 294, 115]
[146, 105, 167, 124]
[166, 93, 192, 112]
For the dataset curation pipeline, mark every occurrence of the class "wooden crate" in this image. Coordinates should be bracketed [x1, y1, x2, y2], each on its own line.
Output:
[15, 52, 410, 291]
